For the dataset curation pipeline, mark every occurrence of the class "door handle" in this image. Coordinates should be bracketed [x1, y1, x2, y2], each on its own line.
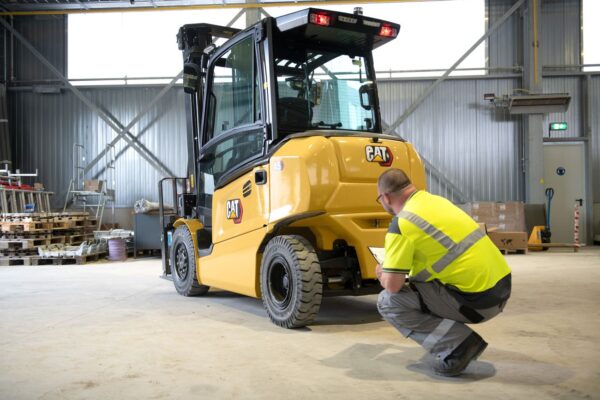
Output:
[255, 170, 267, 185]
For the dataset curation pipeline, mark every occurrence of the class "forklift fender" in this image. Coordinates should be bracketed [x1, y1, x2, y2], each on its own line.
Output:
[173, 218, 204, 256]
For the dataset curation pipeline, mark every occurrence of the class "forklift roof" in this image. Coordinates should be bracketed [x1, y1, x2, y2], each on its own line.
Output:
[275, 8, 400, 51]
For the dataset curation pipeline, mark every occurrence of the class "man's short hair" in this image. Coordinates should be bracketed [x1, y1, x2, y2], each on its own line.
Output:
[378, 168, 412, 195]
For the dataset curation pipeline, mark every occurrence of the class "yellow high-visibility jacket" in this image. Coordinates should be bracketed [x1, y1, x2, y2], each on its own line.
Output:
[383, 191, 511, 307]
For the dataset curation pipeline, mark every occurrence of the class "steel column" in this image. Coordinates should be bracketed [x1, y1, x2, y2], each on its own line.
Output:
[245, 0, 261, 26]
[522, 0, 544, 204]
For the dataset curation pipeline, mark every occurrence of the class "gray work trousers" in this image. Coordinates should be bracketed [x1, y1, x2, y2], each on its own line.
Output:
[377, 281, 506, 360]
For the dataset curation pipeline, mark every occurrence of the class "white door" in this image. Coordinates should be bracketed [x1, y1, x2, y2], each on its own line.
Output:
[543, 143, 586, 244]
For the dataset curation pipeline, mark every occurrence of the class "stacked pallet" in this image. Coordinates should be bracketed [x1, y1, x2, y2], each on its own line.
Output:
[0, 212, 102, 266]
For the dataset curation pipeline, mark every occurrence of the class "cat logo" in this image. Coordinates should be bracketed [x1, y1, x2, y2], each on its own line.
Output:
[226, 199, 243, 224]
[365, 145, 393, 167]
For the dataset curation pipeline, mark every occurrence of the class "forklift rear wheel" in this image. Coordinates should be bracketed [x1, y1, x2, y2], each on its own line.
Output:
[171, 225, 210, 296]
[260, 235, 322, 328]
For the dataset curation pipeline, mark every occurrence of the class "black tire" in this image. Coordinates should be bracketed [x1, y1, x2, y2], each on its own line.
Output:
[260, 235, 322, 328]
[171, 225, 210, 296]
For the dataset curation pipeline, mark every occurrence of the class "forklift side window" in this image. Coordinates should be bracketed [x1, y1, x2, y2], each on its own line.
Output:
[208, 36, 255, 140]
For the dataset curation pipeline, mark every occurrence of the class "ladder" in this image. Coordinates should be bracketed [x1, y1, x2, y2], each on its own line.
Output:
[63, 144, 115, 229]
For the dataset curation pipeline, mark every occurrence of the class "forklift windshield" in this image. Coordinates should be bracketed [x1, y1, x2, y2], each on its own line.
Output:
[274, 48, 377, 134]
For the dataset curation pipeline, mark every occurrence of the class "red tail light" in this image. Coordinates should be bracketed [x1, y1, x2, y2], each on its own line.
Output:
[379, 24, 397, 37]
[310, 12, 331, 27]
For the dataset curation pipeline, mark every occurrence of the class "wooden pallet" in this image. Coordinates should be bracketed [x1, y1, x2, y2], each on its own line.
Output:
[30, 252, 107, 265]
[528, 243, 581, 253]
[0, 212, 89, 222]
[0, 247, 36, 255]
[48, 235, 67, 244]
[0, 237, 50, 250]
[0, 256, 32, 266]
[1, 232, 52, 240]
[498, 248, 528, 255]
[0, 221, 53, 232]
[64, 234, 94, 244]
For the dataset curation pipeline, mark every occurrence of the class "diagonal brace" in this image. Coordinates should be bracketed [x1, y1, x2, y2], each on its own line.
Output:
[0, 16, 176, 177]
[85, 7, 248, 174]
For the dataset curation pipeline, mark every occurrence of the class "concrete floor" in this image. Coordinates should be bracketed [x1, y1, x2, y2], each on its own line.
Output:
[1, 248, 599, 400]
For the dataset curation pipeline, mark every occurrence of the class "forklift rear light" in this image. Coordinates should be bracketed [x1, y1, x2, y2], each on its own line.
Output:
[310, 12, 331, 27]
[379, 25, 397, 37]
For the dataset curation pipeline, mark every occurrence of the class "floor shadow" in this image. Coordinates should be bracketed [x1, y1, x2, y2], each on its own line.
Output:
[320, 343, 495, 382]
[320, 343, 574, 384]
[183, 289, 382, 328]
[313, 296, 382, 326]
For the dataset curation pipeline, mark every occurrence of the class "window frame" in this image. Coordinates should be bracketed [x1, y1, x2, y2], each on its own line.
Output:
[198, 27, 267, 190]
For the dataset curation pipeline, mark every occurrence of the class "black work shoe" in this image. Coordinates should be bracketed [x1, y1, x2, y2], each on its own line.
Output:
[432, 332, 488, 377]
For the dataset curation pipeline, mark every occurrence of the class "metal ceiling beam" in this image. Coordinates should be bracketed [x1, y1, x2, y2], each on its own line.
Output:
[383, 0, 525, 135]
[0, 0, 453, 15]
[0, 16, 177, 177]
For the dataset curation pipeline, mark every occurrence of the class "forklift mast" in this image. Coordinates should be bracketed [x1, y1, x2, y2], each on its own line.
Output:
[176, 24, 241, 204]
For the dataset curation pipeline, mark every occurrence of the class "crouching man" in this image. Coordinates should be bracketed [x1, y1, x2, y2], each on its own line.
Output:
[375, 168, 511, 376]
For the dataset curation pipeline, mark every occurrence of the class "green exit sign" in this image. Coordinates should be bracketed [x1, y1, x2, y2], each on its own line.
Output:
[549, 122, 568, 131]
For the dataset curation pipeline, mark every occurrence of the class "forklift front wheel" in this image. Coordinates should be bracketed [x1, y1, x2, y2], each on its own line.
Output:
[171, 225, 210, 296]
[260, 235, 323, 328]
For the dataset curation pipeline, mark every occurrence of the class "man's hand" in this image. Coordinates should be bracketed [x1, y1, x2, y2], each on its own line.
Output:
[376, 263, 383, 281]
[376, 264, 406, 293]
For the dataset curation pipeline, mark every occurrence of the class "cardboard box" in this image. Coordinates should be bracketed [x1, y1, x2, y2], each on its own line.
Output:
[84, 179, 104, 193]
[488, 231, 528, 252]
[468, 201, 526, 232]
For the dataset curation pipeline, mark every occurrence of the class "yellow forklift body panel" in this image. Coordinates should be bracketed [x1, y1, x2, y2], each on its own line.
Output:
[178, 134, 426, 298]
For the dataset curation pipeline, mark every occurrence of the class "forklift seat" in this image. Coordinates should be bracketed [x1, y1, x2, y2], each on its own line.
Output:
[277, 97, 313, 130]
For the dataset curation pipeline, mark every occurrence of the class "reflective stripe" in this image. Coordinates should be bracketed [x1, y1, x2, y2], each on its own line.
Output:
[421, 319, 455, 351]
[431, 228, 486, 273]
[397, 210, 487, 282]
[397, 211, 455, 250]
[412, 268, 432, 282]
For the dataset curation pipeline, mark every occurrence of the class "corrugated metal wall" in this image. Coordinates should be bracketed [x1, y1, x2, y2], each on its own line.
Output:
[487, 0, 521, 70]
[487, 0, 582, 70]
[540, 0, 581, 68]
[11, 86, 187, 207]
[5, 0, 600, 218]
[543, 77, 582, 138]
[13, 15, 66, 81]
[379, 77, 522, 202]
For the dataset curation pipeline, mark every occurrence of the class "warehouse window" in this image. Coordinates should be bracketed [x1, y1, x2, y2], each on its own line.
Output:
[583, 0, 600, 71]
[68, 9, 243, 85]
[265, 0, 486, 78]
[69, 1, 485, 84]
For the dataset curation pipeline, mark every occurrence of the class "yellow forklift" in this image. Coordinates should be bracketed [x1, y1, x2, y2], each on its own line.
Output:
[159, 8, 426, 328]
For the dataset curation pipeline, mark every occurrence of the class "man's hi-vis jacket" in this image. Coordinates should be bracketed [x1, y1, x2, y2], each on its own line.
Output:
[383, 191, 511, 309]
